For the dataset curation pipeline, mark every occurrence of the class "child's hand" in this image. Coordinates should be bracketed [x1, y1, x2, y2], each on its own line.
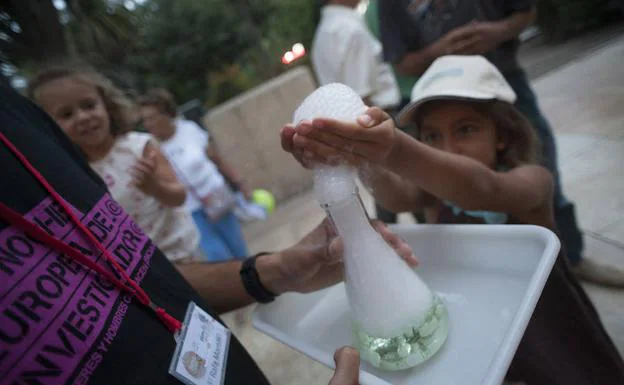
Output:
[130, 146, 160, 196]
[280, 107, 398, 168]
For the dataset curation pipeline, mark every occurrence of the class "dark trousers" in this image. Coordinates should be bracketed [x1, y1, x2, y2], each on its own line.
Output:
[503, 69, 584, 264]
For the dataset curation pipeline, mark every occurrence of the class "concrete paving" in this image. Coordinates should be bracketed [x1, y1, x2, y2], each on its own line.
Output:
[222, 32, 624, 384]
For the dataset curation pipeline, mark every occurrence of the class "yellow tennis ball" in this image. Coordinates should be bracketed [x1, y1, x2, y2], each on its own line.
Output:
[252, 189, 276, 213]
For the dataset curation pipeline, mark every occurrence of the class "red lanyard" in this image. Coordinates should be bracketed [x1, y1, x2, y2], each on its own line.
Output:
[0, 132, 182, 334]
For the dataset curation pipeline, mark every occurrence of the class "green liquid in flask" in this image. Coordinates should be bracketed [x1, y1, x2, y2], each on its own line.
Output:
[354, 294, 449, 370]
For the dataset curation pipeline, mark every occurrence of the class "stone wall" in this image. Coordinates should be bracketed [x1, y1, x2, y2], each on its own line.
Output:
[202, 66, 317, 203]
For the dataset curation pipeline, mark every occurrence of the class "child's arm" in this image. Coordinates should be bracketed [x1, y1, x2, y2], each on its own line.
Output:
[388, 130, 553, 215]
[288, 108, 553, 217]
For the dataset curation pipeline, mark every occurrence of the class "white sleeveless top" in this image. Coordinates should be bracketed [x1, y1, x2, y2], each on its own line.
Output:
[90, 132, 200, 261]
[159, 119, 226, 213]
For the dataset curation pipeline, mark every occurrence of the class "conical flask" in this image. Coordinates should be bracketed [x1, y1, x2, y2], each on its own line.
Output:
[293, 84, 449, 371]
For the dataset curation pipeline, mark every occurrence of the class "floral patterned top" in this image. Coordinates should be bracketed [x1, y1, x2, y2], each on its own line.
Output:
[91, 132, 199, 261]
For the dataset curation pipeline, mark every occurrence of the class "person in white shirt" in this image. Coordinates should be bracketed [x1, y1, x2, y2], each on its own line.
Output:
[139, 89, 249, 262]
[311, 0, 400, 110]
[312, 0, 402, 223]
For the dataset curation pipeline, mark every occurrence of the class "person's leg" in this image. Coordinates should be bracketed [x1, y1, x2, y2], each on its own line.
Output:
[191, 209, 235, 262]
[503, 69, 584, 265]
[212, 211, 249, 259]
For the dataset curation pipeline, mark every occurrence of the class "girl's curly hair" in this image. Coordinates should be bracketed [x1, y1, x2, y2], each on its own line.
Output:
[28, 61, 137, 136]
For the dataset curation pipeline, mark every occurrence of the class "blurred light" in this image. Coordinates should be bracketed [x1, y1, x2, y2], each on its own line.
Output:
[282, 43, 306, 65]
[11, 77, 27, 91]
[282, 51, 295, 65]
[292, 43, 305, 56]
[53, 0, 66, 11]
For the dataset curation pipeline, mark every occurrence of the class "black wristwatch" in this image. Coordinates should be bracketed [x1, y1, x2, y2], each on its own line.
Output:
[240, 253, 278, 303]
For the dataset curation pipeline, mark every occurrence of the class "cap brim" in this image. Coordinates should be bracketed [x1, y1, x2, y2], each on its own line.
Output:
[396, 89, 496, 127]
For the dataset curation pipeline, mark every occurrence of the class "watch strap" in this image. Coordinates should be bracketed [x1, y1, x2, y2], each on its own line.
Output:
[240, 253, 278, 303]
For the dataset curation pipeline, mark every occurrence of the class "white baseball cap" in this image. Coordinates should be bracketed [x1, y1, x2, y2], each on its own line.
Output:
[396, 55, 517, 127]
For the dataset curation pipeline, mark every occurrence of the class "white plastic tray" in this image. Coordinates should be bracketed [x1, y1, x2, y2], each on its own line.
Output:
[252, 225, 560, 385]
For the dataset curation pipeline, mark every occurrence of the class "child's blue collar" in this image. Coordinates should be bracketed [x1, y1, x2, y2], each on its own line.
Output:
[442, 164, 509, 224]
[442, 201, 508, 224]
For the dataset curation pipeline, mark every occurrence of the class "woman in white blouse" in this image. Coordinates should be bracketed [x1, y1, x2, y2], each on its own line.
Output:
[138, 89, 249, 262]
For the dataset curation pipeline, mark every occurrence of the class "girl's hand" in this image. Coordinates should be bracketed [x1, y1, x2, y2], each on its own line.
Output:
[280, 107, 399, 168]
[130, 142, 187, 206]
[130, 146, 159, 195]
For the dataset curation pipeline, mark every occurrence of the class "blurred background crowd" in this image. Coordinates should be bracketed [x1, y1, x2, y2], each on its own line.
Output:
[1, 0, 622, 106]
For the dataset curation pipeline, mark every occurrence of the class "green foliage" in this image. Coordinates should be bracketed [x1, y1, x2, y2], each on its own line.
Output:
[205, 63, 256, 107]
[128, 0, 257, 102]
[2, 0, 317, 106]
[65, 0, 141, 65]
[0, 0, 67, 68]
[128, 0, 317, 106]
[250, 0, 317, 73]
[1, 0, 141, 87]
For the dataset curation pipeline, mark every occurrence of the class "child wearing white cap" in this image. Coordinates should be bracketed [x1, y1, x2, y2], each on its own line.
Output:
[281, 55, 624, 384]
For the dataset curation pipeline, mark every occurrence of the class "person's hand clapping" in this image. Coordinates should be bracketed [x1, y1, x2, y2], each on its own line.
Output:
[280, 107, 399, 169]
[130, 146, 160, 196]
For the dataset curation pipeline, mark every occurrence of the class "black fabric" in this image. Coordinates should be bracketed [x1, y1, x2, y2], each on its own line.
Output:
[240, 254, 277, 303]
[378, 0, 536, 72]
[506, 257, 624, 384]
[0, 85, 270, 385]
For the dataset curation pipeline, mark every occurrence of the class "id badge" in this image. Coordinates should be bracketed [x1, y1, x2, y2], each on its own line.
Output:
[169, 302, 231, 385]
